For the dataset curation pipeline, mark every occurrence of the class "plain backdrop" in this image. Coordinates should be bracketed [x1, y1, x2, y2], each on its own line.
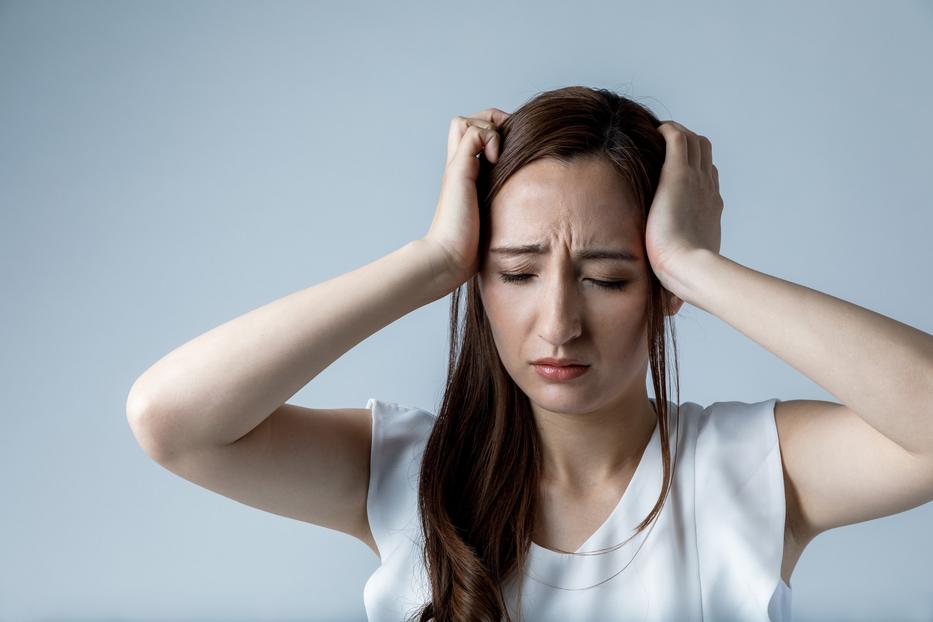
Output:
[2, 1, 932, 620]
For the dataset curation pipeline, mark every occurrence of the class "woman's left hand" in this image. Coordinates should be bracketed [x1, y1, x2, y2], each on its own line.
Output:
[644, 121, 724, 291]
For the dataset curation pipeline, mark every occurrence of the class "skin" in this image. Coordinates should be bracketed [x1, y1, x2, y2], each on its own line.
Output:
[478, 154, 684, 494]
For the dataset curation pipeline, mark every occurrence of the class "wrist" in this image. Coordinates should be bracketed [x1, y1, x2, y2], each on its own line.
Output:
[656, 248, 720, 307]
[409, 238, 467, 299]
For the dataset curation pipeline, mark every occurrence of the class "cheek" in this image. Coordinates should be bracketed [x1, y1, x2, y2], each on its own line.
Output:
[592, 305, 651, 356]
[480, 289, 527, 357]
[479, 278, 519, 315]
[485, 303, 520, 347]
[588, 290, 649, 326]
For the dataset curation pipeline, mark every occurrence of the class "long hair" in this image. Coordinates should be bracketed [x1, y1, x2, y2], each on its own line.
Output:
[411, 85, 681, 622]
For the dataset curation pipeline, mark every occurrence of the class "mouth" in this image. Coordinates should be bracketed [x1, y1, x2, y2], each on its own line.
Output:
[530, 358, 588, 367]
[531, 362, 590, 381]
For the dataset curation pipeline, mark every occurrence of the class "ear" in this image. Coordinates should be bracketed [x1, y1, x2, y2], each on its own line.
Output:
[666, 292, 685, 316]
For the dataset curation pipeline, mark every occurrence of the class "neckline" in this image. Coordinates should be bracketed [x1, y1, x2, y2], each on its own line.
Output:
[529, 397, 664, 557]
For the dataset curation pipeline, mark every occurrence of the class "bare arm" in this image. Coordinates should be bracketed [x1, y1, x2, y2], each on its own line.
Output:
[124, 109, 507, 550]
[126, 238, 454, 456]
[645, 120, 933, 550]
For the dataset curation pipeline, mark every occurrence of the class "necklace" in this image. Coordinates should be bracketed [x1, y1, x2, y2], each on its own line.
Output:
[522, 399, 679, 591]
[523, 502, 664, 591]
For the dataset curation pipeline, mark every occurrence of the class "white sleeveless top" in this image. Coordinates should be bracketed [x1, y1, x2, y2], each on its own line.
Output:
[362, 397, 792, 621]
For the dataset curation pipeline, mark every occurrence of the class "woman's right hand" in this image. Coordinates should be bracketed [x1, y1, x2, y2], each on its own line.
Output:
[421, 108, 511, 288]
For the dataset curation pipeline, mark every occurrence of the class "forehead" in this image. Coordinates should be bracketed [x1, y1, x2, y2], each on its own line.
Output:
[489, 155, 642, 245]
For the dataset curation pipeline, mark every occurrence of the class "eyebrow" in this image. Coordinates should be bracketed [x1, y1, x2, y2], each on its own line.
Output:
[488, 243, 639, 262]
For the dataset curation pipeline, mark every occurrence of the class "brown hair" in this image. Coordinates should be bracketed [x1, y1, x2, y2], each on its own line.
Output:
[410, 85, 681, 621]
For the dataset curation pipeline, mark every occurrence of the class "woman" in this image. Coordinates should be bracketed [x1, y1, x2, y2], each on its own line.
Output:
[127, 86, 933, 622]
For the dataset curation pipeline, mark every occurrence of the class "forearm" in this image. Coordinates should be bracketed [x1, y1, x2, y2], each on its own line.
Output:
[127, 238, 454, 450]
[664, 249, 933, 456]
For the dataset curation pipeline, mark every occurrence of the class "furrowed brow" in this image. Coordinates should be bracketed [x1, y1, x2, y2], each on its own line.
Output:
[489, 244, 638, 262]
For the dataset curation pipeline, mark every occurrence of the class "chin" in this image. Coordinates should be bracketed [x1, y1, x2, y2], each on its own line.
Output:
[528, 386, 600, 412]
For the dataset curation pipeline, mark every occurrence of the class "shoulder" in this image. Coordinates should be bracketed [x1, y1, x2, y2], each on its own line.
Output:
[691, 398, 788, 616]
[693, 398, 781, 449]
[692, 397, 783, 489]
[365, 398, 436, 548]
[366, 397, 436, 470]
[366, 398, 436, 448]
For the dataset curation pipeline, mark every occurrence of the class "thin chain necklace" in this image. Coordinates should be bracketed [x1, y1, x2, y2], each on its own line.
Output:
[523, 504, 664, 591]
[522, 399, 679, 591]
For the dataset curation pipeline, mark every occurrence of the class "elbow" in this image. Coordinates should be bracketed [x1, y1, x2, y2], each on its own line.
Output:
[125, 376, 158, 433]
[125, 380, 172, 462]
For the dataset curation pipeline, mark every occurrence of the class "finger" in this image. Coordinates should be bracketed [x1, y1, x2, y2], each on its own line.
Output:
[656, 122, 691, 169]
[447, 117, 466, 165]
[450, 107, 510, 163]
[447, 116, 502, 166]
[670, 121, 700, 168]
[466, 107, 511, 127]
[451, 123, 499, 171]
[698, 134, 713, 178]
[658, 120, 700, 169]
[477, 125, 501, 164]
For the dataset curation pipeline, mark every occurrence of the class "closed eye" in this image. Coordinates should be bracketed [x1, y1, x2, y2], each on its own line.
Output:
[498, 273, 629, 290]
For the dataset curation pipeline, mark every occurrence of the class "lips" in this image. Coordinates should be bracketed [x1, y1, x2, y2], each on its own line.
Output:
[532, 362, 590, 381]
[531, 357, 588, 367]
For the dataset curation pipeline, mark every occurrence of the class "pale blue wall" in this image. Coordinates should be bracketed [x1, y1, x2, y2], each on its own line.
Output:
[2, 1, 932, 620]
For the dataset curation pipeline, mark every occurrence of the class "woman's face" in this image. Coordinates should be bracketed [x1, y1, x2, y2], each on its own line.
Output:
[478, 155, 659, 415]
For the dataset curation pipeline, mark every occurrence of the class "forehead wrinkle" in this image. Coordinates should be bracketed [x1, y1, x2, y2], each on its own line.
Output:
[488, 242, 639, 263]
[491, 211, 640, 260]
[489, 157, 643, 260]
[500, 198, 625, 240]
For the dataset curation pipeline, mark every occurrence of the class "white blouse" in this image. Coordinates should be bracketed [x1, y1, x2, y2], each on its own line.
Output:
[362, 396, 791, 621]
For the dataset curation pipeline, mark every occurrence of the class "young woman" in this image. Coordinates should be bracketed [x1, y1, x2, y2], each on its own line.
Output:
[127, 86, 933, 622]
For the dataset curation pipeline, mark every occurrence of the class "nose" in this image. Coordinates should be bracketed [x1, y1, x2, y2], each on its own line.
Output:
[536, 272, 583, 346]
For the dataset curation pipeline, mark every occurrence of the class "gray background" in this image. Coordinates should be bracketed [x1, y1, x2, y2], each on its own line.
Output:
[2, 0, 932, 620]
